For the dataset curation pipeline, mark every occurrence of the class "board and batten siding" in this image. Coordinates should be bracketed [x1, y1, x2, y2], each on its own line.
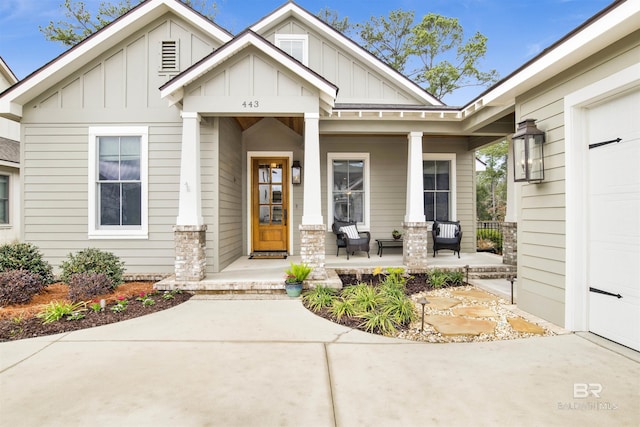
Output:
[260, 17, 426, 106]
[321, 136, 475, 256]
[515, 31, 640, 327]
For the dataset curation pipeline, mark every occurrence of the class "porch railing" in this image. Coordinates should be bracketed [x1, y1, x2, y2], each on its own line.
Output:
[476, 221, 503, 254]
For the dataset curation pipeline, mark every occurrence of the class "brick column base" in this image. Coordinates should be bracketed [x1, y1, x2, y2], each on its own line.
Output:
[502, 222, 517, 266]
[299, 224, 326, 280]
[403, 221, 429, 271]
[174, 225, 207, 283]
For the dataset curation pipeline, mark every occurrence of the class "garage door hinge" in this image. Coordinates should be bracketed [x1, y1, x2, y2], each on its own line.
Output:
[589, 287, 623, 299]
[589, 137, 621, 150]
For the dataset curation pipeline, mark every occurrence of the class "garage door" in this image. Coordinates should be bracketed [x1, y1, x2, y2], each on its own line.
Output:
[588, 88, 640, 351]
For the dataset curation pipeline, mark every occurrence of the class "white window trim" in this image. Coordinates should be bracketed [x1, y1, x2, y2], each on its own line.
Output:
[88, 126, 148, 239]
[274, 34, 309, 66]
[0, 173, 9, 227]
[423, 153, 457, 222]
[327, 153, 370, 230]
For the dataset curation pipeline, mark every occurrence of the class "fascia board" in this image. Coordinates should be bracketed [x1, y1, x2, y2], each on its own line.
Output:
[250, 3, 442, 106]
[161, 32, 337, 105]
[0, 0, 232, 111]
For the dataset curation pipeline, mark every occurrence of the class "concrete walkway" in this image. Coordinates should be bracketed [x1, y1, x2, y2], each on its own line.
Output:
[1, 298, 638, 427]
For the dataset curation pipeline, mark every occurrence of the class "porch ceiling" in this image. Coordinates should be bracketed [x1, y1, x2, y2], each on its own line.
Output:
[234, 116, 303, 135]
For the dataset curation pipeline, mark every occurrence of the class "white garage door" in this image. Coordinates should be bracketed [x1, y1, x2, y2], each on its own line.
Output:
[588, 88, 640, 351]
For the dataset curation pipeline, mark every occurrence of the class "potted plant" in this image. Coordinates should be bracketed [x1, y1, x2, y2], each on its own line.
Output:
[392, 229, 402, 240]
[284, 262, 312, 297]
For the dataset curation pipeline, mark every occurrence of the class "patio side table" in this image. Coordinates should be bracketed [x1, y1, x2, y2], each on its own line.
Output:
[376, 239, 403, 257]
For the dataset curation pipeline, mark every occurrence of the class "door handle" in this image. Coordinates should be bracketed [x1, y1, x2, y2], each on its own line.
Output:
[284, 209, 287, 226]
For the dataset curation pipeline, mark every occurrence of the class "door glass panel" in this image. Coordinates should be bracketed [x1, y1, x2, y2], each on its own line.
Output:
[259, 165, 270, 183]
[259, 185, 270, 204]
[272, 185, 282, 204]
[259, 206, 270, 224]
[272, 206, 283, 224]
[271, 164, 282, 183]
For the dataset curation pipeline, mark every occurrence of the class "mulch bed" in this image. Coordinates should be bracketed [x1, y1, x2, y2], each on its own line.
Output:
[0, 282, 191, 342]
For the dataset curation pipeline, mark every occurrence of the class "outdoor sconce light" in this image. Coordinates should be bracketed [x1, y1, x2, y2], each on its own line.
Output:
[512, 119, 545, 183]
[291, 160, 301, 184]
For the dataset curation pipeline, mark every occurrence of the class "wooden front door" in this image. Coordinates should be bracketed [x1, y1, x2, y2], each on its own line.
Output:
[251, 158, 289, 252]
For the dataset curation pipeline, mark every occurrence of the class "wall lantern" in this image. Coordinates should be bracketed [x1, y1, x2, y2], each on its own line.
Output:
[291, 160, 301, 184]
[512, 119, 545, 183]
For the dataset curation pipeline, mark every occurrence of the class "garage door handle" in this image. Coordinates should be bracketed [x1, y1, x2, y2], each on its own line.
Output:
[589, 287, 623, 299]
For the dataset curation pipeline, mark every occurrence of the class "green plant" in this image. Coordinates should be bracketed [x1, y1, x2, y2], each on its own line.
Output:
[67, 272, 113, 302]
[359, 310, 396, 335]
[0, 270, 46, 307]
[66, 311, 86, 321]
[382, 294, 416, 325]
[429, 269, 447, 288]
[447, 271, 465, 285]
[137, 292, 155, 307]
[477, 229, 503, 252]
[302, 286, 336, 311]
[392, 229, 402, 238]
[60, 248, 125, 289]
[110, 296, 128, 313]
[36, 301, 87, 324]
[328, 298, 356, 321]
[0, 242, 54, 284]
[89, 301, 103, 313]
[347, 283, 382, 314]
[162, 292, 175, 300]
[284, 262, 312, 283]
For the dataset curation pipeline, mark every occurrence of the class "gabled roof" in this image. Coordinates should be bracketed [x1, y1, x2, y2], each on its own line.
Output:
[0, 136, 20, 165]
[0, 57, 18, 86]
[249, 1, 443, 107]
[160, 30, 338, 114]
[0, 0, 232, 120]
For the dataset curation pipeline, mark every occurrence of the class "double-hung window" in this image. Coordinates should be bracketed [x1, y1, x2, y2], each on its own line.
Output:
[275, 34, 308, 66]
[423, 153, 456, 221]
[88, 127, 148, 239]
[327, 153, 370, 228]
[0, 175, 8, 225]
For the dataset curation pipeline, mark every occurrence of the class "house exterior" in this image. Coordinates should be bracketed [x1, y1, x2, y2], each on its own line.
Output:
[0, 57, 20, 243]
[0, 0, 637, 349]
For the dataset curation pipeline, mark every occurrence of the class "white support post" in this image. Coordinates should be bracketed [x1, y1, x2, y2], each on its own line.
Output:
[177, 112, 203, 226]
[405, 131, 425, 222]
[302, 112, 323, 225]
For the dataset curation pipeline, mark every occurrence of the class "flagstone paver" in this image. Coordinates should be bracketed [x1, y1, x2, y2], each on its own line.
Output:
[452, 288, 499, 302]
[424, 315, 496, 336]
[423, 297, 461, 310]
[452, 306, 498, 318]
[507, 317, 546, 335]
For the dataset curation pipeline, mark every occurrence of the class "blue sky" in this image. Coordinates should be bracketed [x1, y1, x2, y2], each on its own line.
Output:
[0, 0, 612, 105]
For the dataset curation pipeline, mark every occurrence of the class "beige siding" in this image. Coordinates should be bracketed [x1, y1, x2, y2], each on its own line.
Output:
[321, 136, 475, 256]
[216, 117, 243, 271]
[515, 31, 640, 326]
[260, 17, 426, 106]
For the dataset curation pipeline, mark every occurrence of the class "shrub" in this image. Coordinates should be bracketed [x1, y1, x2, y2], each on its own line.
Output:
[447, 271, 465, 285]
[328, 299, 356, 321]
[0, 270, 45, 307]
[477, 229, 503, 252]
[67, 272, 113, 302]
[429, 269, 447, 288]
[302, 286, 336, 311]
[0, 242, 54, 284]
[60, 248, 125, 289]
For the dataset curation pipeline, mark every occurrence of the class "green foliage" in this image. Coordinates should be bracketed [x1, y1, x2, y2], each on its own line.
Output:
[359, 310, 397, 335]
[317, 7, 351, 34]
[476, 140, 508, 221]
[284, 262, 312, 283]
[328, 298, 356, 321]
[110, 297, 128, 313]
[0, 242, 55, 285]
[36, 301, 87, 324]
[429, 269, 447, 288]
[447, 270, 465, 285]
[67, 272, 112, 302]
[302, 286, 337, 312]
[60, 248, 125, 289]
[477, 228, 503, 251]
[42, 0, 218, 46]
[382, 294, 416, 325]
[348, 283, 382, 314]
[89, 301, 103, 313]
[0, 270, 46, 307]
[357, 9, 415, 71]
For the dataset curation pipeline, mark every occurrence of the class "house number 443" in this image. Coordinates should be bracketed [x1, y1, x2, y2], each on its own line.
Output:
[242, 100, 260, 108]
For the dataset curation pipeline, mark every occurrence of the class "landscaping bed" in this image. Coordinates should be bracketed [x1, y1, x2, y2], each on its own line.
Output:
[0, 282, 191, 342]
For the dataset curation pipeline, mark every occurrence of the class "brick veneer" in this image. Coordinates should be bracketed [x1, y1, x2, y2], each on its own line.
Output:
[299, 224, 326, 280]
[402, 221, 429, 270]
[174, 225, 207, 283]
[502, 222, 517, 266]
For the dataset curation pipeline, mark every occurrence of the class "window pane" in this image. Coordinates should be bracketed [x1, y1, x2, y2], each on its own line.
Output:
[349, 192, 364, 223]
[99, 136, 120, 180]
[436, 161, 450, 190]
[258, 165, 270, 183]
[333, 193, 349, 222]
[272, 185, 282, 204]
[271, 165, 282, 184]
[333, 160, 347, 190]
[120, 136, 140, 180]
[259, 185, 270, 204]
[259, 206, 270, 224]
[122, 183, 141, 226]
[435, 192, 449, 221]
[289, 41, 303, 62]
[272, 206, 283, 224]
[0, 176, 7, 224]
[423, 161, 436, 190]
[348, 160, 363, 190]
[0, 175, 7, 198]
[0, 200, 7, 224]
[424, 192, 435, 222]
[100, 183, 120, 225]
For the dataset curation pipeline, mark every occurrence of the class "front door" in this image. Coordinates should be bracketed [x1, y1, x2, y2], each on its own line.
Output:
[251, 158, 289, 252]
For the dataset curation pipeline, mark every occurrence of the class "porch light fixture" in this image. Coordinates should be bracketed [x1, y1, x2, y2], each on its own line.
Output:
[292, 161, 301, 184]
[512, 119, 545, 183]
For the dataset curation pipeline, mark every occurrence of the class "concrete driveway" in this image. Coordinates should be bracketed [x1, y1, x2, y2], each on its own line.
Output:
[1, 297, 638, 426]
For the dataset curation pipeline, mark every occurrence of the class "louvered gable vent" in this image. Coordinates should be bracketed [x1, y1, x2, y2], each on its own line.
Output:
[159, 40, 179, 75]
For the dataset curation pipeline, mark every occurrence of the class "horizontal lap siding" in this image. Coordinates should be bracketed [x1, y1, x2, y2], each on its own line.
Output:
[515, 33, 640, 327]
[22, 124, 181, 275]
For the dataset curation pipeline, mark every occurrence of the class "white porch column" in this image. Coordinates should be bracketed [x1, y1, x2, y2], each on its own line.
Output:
[177, 112, 203, 226]
[405, 131, 425, 222]
[302, 112, 323, 225]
